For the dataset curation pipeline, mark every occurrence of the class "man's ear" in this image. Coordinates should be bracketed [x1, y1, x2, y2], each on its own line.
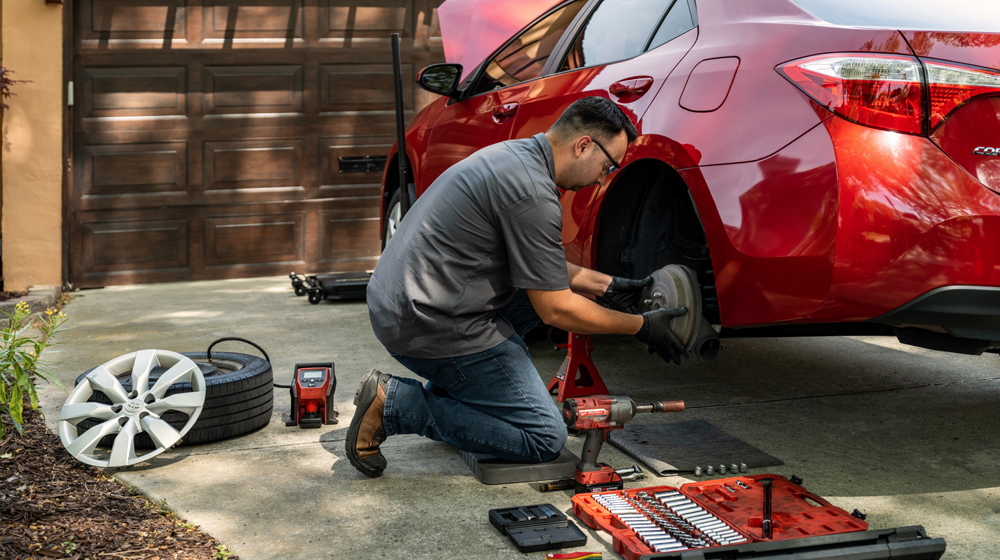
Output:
[573, 135, 592, 159]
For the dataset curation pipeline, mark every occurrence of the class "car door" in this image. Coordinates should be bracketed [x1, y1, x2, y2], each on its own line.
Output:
[418, 0, 588, 191]
[507, 0, 699, 264]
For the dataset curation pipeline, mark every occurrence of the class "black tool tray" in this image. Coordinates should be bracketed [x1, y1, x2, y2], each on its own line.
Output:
[489, 504, 587, 553]
[640, 526, 945, 559]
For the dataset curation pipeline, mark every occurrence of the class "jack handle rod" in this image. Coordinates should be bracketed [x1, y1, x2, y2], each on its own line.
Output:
[634, 400, 685, 414]
[390, 33, 410, 218]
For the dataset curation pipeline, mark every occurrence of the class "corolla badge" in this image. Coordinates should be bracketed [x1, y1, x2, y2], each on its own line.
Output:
[974, 146, 999, 156]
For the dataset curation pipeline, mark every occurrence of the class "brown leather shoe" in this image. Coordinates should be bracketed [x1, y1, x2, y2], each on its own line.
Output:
[345, 368, 390, 477]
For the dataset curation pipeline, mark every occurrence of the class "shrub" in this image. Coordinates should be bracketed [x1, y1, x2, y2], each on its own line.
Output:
[0, 302, 68, 437]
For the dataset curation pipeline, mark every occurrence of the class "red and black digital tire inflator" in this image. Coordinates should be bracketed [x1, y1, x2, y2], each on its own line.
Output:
[276, 363, 338, 428]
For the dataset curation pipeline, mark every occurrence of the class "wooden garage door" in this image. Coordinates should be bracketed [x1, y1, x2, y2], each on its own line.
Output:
[71, 0, 445, 287]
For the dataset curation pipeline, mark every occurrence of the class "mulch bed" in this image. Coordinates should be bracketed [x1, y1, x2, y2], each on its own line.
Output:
[0, 399, 233, 560]
[0, 291, 29, 303]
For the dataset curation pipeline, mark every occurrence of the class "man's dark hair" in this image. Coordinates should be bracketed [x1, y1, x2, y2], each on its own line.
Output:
[549, 96, 638, 144]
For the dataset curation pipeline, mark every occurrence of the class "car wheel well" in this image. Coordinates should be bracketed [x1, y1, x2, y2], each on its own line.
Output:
[595, 159, 719, 323]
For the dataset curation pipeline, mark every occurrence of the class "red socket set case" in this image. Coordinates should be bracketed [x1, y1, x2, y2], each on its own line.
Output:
[571, 474, 868, 560]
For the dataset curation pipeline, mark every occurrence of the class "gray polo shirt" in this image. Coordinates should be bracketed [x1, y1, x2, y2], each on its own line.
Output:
[367, 133, 570, 359]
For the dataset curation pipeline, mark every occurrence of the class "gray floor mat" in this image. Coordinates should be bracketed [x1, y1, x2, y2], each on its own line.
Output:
[608, 420, 784, 475]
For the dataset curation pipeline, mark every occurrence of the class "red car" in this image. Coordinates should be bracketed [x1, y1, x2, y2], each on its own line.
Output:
[381, 0, 1000, 360]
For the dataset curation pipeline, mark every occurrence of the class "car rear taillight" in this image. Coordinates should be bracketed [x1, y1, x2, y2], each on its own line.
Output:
[779, 54, 1000, 135]
[924, 59, 1000, 129]
[777, 54, 924, 135]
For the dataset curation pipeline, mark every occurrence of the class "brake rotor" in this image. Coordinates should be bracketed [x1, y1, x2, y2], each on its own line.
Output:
[59, 349, 206, 468]
[642, 264, 703, 351]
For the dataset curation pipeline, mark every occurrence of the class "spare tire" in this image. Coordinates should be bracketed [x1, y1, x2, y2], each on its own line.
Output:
[74, 351, 273, 449]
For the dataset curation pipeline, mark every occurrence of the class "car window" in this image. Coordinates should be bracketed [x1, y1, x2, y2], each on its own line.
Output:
[471, 0, 586, 96]
[559, 0, 671, 72]
[646, 0, 696, 52]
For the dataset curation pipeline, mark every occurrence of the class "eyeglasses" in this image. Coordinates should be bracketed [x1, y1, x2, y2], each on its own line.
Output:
[591, 137, 621, 174]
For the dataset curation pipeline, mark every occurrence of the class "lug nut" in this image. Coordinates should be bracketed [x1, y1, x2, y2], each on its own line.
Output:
[719, 464, 726, 475]
[706, 465, 714, 475]
[740, 463, 748, 473]
[694, 466, 702, 476]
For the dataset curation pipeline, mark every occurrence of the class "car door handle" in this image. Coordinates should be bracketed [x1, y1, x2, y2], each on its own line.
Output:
[492, 102, 519, 120]
[609, 77, 655, 102]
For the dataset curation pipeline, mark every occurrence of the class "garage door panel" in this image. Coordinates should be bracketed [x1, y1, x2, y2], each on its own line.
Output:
[76, 119, 195, 138]
[204, 213, 305, 266]
[203, 0, 304, 41]
[204, 139, 304, 191]
[320, 0, 413, 39]
[79, 0, 187, 44]
[82, 67, 186, 117]
[320, 63, 413, 112]
[82, 218, 189, 272]
[204, 65, 304, 114]
[320, 134, 391, 196]
[84, 142, 188, 197]
[319, 207, 380, 264]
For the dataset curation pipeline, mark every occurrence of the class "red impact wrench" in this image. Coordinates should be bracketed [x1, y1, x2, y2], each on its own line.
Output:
[562, 395, 684, 494]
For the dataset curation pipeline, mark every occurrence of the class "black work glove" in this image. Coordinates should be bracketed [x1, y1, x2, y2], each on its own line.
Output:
[602, 275, 652, 313]
[635, 307, 690, 365]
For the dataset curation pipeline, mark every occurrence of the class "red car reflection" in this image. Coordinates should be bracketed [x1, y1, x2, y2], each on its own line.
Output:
[381, 0, 1000, 359]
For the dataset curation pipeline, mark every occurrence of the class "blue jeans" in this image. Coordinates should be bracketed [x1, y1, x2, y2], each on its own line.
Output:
[382, 290, 567, 463]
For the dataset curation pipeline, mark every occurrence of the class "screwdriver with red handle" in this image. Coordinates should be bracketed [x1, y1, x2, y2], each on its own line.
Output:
[559, 395, 684, 494]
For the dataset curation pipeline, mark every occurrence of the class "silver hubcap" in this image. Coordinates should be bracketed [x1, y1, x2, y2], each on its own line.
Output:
[385, 200, 402, 243]
[59, 349, 206, 467]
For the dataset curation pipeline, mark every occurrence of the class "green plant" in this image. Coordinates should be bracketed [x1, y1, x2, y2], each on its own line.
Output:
[62, 536, 77, 554]
[0, 302, 68, 437]
[215, 545, 235, 560]
[156, 497, 171, 515]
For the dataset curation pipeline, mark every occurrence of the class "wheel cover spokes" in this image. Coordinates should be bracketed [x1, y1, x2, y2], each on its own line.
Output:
[387, 201, 401, 240]
[109, 418, 140, 467]
[130, 349, 158, 396]
[59, 402, 117, 423]
[59, 349, 206, 467]
[148, 359, 200, 399]
[86, 366, 130, 404]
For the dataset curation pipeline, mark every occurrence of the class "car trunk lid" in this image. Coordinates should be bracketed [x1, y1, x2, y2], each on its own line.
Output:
[902, 31, 1000, 191]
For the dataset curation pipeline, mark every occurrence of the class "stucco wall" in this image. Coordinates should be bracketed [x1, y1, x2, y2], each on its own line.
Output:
[1, 1, 63, 292]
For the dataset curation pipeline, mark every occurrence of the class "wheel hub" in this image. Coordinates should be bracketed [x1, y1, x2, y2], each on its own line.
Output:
[642, 264, 703, 352]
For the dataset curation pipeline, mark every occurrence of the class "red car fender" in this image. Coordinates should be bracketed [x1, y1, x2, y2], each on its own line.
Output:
[581, 134, 705, 272]
[378, 97, 449, 241]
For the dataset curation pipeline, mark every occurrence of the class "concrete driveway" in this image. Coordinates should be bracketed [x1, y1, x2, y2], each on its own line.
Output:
[36, 276, 1000, 559]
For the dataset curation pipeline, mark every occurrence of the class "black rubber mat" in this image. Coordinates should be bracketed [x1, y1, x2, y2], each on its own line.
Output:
[608, 420, 783, 475]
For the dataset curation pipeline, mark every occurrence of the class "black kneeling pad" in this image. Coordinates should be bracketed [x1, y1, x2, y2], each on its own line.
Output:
[459, 447, 580, 484]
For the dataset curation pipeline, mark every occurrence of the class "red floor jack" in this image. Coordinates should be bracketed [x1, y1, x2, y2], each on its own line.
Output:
[563, 395, 684, 493]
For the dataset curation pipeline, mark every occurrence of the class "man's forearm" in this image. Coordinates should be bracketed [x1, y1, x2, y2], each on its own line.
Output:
[566, 262, 613, 297]
[527, 288, 643, 335]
